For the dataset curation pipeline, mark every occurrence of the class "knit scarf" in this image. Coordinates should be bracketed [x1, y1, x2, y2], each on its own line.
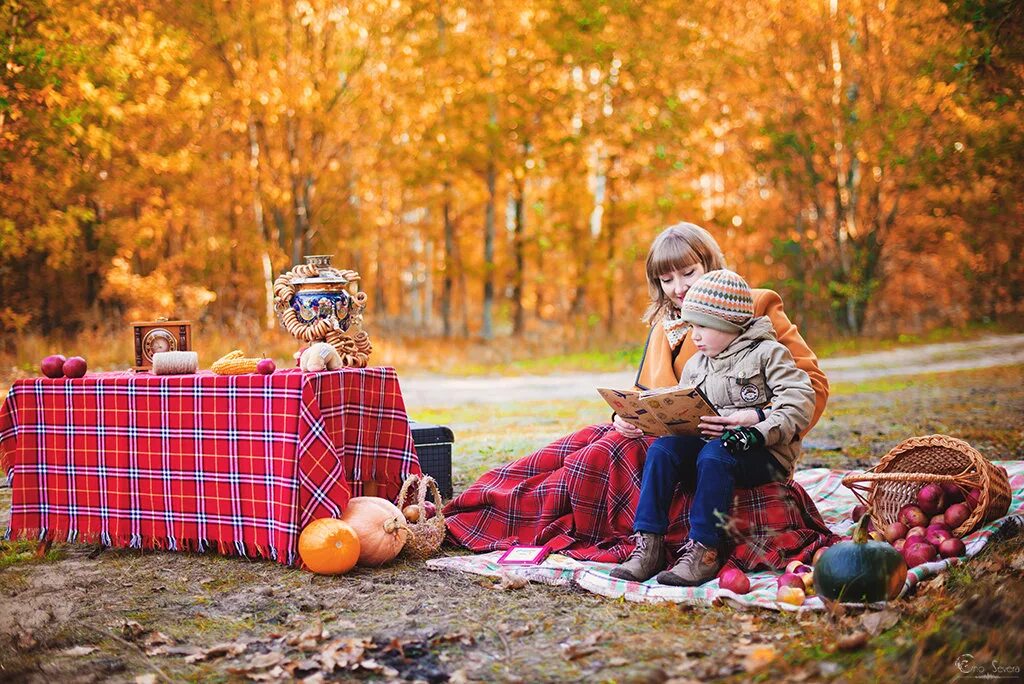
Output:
[662, 310, 690, 350]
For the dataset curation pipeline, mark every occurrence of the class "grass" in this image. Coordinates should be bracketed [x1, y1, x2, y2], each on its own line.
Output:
[1, 351, 1022, 681]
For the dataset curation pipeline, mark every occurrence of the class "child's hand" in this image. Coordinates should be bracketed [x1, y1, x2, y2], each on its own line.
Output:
[612, 414, 645, 439]
[698, 409, 760, 438]
[722, 427, 765, 454]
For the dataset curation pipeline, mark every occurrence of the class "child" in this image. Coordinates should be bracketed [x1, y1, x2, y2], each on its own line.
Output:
[610, 269, 816, 586]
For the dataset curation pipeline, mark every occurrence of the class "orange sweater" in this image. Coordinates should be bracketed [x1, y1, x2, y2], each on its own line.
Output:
[634, 288, 829, 433]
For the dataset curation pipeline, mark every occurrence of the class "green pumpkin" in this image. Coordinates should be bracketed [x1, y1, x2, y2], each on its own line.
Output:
[813, 515, 908, 603]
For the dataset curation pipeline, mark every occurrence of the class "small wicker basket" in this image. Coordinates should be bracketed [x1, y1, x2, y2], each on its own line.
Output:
[396, 474, 446, 560]
[841, 434, 1011, 536]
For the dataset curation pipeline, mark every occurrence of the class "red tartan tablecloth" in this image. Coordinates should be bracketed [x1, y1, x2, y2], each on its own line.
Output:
[0, 368, 419, 565]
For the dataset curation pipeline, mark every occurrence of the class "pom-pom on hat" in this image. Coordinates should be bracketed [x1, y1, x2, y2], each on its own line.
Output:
[679, 269, 754, 333]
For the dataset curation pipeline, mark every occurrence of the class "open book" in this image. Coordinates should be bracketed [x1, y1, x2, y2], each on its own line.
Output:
[597, 385, 719, 437]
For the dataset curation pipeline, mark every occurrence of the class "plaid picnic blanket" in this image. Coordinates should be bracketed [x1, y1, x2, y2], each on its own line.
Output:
[443, 423, 839, 571]
[0, 368, 419, 565]
[430, 461, 1024, 611]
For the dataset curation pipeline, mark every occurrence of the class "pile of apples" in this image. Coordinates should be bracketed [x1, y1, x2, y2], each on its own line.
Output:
[40, 354, 88, 379]
[853, 482, 979, 568]
[775, 559, 816, 606]
[716, 560, 815, 606]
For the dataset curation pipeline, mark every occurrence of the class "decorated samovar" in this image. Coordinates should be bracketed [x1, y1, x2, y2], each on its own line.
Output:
[273, 255, 372, 367]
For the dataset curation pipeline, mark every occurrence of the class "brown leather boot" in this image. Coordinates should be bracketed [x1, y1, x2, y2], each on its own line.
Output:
[608, 532, 666, 582]
[656, 538, 722, 586]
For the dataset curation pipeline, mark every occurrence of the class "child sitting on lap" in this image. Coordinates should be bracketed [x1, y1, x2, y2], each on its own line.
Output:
[610, 269, 816, 586]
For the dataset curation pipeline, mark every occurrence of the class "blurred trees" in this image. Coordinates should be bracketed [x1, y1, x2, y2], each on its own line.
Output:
[1, 0, 1021, 345]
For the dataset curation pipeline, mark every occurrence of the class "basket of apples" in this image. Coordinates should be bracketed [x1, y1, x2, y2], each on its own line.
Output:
[841, 434, 1011, 567]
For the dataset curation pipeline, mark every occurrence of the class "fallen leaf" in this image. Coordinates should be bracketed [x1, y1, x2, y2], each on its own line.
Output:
[608, 657, 629, 667]
[739, 645, 777, 673]
[16, 631, 38, 651]
[860, 609, 900, 636]
[121, 620, 146, 641]
[560, 643, 598, 661]
[247, 651, 286, 669]
[62, 646, 97, 657]
[135, 675, 158, 684]
[142, 631, 173, 648]
[431, 631, 476, 646]
[184, 641, 248, 663]
[495, 570, 529, 591]
[836, 631, 870, 651]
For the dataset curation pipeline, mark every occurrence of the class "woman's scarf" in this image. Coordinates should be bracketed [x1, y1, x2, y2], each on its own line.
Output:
[661, 310, 689, 350]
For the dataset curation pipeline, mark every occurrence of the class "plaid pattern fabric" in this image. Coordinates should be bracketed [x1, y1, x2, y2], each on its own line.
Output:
[431, 462, 1024, 611]
[443, 423, 838, 570]
[0, 368, 418, 565]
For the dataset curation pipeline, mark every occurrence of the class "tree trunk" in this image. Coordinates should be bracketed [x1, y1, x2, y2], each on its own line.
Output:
[441, 181, 454, 337]
[482, 157, 496, 340]
[511, 176, 525, 336]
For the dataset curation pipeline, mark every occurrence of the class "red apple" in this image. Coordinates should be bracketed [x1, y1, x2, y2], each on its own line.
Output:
[893, 538, 906, 552]
[883, 522, 908, 543]
[941, 482, 964, 504]
[812, 546, 829, 566]
[777, 573, 805, 590]
[719, 568, 751, 594]
[965, 489, 982, 511]
[62, 356, 87, 379]
[938, 537, 966, 558]
[422, 501, 437, 519]
[257, 358, 276, 375]
[851, 504, 868, 522]
[944, 503, 971, 530]
[917, 484, 946, 516]
[898, 504, 928, 528]
[904, 542, 937, 568]
[41, 354, 67, 378]
[930, 513, 947, 527]
[926, 528, 952, 546]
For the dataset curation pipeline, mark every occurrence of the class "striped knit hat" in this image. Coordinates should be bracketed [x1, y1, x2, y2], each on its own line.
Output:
[679, 269, 754, 333]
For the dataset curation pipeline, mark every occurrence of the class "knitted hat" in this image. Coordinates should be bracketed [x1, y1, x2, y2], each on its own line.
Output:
[679, 269, 754, 333]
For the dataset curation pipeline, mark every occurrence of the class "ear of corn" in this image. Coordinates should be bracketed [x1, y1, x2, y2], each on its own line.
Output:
[211, 350, 261, 375]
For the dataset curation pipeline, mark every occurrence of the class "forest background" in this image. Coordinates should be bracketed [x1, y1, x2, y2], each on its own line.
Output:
[1, 0, 1021, 372]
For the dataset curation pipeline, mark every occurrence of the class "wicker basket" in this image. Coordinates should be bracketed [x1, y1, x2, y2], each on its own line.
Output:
[841, 434, 1011, 536]
[396, 474, 446, 560]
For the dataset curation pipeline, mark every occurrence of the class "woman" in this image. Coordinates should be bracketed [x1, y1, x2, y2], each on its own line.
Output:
[443, 223, 836, 571]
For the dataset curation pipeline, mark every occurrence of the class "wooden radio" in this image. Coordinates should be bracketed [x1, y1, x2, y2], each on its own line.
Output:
[132, 319, 192, 371]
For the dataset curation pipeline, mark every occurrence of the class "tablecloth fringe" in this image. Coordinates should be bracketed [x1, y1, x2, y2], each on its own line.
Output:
[2, 525, 297, 566]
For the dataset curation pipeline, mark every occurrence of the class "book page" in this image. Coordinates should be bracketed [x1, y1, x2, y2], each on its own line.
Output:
[596, 388, 670, 436]
[639, 386, 716, 437]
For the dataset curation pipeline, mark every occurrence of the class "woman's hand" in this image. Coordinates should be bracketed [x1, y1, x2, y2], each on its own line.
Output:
[612, 414, 645, 439]
[698, 409, 761, 438]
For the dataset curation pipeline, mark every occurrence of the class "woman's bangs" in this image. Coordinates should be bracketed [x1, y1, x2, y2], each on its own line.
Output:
[650, 239, 699, 278]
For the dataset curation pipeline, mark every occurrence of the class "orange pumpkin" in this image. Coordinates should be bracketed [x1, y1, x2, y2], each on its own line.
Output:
[298, 518, 361, 575]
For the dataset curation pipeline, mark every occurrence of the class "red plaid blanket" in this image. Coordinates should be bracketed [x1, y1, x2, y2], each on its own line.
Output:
[443, 423, 838, 570]
[0, 368, 418, 565]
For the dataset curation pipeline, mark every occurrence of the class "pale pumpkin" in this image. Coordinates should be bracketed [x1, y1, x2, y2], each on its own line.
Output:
[298, 518, 361, 575]
[340, 496, 409, 566]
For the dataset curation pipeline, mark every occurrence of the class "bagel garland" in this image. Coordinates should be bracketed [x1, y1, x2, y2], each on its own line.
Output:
[273, 261, 372, 368]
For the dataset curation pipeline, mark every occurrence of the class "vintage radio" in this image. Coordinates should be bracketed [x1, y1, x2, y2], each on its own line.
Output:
[132, 319, 192, 371]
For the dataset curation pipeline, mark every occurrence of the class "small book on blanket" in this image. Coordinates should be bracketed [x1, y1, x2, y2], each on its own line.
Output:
[597, 385, 718, 437]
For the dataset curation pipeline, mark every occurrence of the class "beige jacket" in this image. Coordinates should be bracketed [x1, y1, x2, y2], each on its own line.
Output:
[679, 317, 816, 477]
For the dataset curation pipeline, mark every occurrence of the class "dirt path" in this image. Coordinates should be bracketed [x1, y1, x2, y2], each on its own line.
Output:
[400, 333, 1024, 408]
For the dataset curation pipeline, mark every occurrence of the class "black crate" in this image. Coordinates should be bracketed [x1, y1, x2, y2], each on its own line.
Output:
[409, 421, 454, 500]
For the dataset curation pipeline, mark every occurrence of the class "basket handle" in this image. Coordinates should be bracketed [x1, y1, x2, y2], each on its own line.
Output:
[841, 469, 977, 488]
[396, 474, 445, 521]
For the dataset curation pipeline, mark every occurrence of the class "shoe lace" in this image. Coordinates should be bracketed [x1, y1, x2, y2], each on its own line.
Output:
[676, 538, 697, 558]
[626, 533, 649, 559]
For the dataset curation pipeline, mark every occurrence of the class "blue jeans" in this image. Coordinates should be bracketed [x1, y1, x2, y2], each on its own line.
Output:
[633, 435, 785, 549]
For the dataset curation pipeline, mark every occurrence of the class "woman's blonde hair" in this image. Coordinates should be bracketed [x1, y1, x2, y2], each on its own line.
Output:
[642, 222, 727, 324]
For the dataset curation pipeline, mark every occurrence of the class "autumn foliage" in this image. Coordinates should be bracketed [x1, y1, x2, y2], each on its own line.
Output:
[1, 0, 1021, 348]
